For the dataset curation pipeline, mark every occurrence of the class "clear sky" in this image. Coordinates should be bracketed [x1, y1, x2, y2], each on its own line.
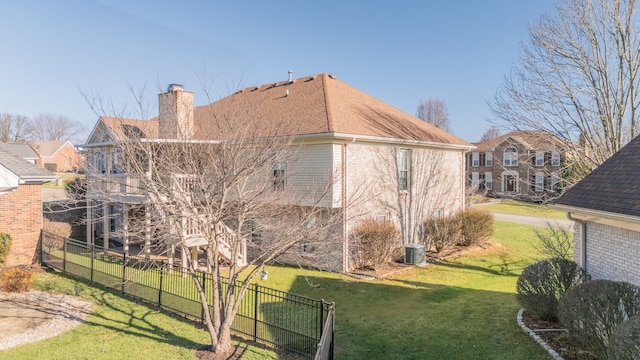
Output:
[0, 0, 553, 143]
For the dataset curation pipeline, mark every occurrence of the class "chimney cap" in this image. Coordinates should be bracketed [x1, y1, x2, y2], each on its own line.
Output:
[167, 83, 184, 92]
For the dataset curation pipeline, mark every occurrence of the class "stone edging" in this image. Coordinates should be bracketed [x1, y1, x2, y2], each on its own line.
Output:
[517, 308, 564, 360]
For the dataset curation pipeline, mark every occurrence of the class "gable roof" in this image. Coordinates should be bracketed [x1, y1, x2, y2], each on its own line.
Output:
[473, 131, 566, 152]
[0, 142, 38, 160]
[553, 134, 640, 218]
[0, 149, 57, 182]
[28, 140, 73, 158]
[92, 73, 471, 149]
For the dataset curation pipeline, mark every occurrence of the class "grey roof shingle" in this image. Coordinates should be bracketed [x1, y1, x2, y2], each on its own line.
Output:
[0, 149, 56, 181]
[553, 135, 640, 217]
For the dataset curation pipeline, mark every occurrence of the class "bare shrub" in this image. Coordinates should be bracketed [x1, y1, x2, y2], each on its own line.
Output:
[608, 314, 640, 360]
[558, 280, 640, 358]
[423, 215, 461, 253]
[0, 233, 11, 267]
[42, 219, 71, 253]
[516, 258, 585, 321]
[457, 208, 494, 246]
[533, 224, 574, 260]
[350, 219, 401, 270]
[0, 266, 35, 292]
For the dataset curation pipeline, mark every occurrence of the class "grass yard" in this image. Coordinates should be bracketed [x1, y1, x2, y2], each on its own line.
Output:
[43, 172, 83, 189]
[2, 220, 548, 359]
[473, 199, 566, 219]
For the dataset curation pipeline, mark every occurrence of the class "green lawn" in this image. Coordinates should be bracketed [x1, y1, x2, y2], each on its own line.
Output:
[473, 199, 566, 219]
[2, 220, 548, 359]
[43, 173, 83, 189]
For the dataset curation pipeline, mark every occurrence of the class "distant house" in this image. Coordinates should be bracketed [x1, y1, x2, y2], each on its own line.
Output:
[83, 74, 473, 272]
[553, 135, 640, 287]
[0, 142, 38, 164]
[0, 149, 57, 266]
[28, 140, 84, 173]
[466, 131, 567, 200]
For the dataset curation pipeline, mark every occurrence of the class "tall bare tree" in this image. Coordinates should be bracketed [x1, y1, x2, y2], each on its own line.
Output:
[27, 113, 84, 142]
[0, 113, 29, 143]
[416, 98, 452, 133]
[479, 125, 502, 143]
[83, 89, 342, 356]
[491, 0, 640, 179]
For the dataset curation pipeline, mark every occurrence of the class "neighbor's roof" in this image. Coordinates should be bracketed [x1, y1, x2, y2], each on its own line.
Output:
[473, 131, 566, 152]
[0, 149, 57, 181]
[97, 73, 471, 148]
[28, 140, 72, 157]
[554, 134, 640, 218]
[0, 142, 38, 160]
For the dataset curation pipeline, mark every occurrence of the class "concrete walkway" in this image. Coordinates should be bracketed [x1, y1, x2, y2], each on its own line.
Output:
[490, 212, 574, 229]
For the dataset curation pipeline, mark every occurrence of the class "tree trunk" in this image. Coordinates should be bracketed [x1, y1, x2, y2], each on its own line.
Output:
[213, 326, 233, 356]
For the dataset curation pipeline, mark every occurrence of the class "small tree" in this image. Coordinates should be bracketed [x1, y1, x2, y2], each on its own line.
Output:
[533, 224, 574, 260]
[350, 219, 400, 270]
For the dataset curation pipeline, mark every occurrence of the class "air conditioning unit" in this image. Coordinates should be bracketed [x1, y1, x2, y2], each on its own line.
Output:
[405, 244, 426, 265]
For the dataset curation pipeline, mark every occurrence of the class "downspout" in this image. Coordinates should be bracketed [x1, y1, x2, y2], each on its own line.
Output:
[567, 212, 587, 273]
[342, 143, 348, 272]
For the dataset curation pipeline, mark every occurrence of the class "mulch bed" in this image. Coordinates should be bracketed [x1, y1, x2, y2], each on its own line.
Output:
[521, 311, 598, 360]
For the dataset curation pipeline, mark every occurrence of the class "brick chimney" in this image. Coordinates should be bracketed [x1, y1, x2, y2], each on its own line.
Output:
[158, 84, 194, 139]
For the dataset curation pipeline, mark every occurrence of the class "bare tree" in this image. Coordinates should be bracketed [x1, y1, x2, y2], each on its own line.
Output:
[0, 113, 29, 143]
[83, 88, 343, 356]
[491, 0, 640, 180]
[27, 113, 84, 142]
[479, 125, 502, 142]
[416, 98, 452, 132]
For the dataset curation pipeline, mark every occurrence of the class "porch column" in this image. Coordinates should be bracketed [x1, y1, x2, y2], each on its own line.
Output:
[123, 203, 129, 256]
[86, 199, 93, 246]
[144, 203, 151, 260]
[103, 202, 110, 255]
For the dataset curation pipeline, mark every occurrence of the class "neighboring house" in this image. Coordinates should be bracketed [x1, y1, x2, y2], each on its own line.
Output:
[0, 149, 57, 266]
[28, 140, 84, 172]
[0, 142, 39, 164]
[552, 135, 640, 287]
[466, 131, 567, 200]
[83, 73, 473, 272]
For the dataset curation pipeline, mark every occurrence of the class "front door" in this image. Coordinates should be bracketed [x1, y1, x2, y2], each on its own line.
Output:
[505, 175, 517, 192]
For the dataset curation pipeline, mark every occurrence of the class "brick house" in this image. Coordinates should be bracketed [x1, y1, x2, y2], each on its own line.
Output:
[553, 135, 640, 287]
[466, 131, 567, 200]
[0, 149, 57, 266]
[83, 73, 473, 272]
[29, 140, 84, 172]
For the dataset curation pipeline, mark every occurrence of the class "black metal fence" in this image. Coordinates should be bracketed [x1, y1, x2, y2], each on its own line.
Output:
[41, 231, 334, 358]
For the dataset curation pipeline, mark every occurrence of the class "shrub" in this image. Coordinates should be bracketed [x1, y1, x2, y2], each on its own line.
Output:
[516, 258, 584, 321]
[42, 219, 71, 254]
[608, 314, 640, 360]
[0, 233, 12, 266]
[350, 219, 401, 270]
[558, 280, 640, 358]
[533, 225, 574, 260]
[65, 176, 87, 200]
[457, 208, 494, 246]
[423, 215, 461, 253]
[0, 266, 36, 292]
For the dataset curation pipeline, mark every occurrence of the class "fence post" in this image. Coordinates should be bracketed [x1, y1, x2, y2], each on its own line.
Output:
[63, 235, 67, 273]
[253, 283, 259, 342]
[39, 231, 43, 265]
[90, 244, 94, 283]
[201, 271, 206, 323]
[320, 300, 325, 338]
[158, 263, 164, 307]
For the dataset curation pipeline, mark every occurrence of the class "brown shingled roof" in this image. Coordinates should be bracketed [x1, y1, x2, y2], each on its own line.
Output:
[553, 134, 640, 217]
[473, 130, 566, 152]
[102, 73, 470, 147]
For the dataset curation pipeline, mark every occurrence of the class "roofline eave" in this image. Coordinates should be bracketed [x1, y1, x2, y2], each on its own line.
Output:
[550, 203, 640, 231]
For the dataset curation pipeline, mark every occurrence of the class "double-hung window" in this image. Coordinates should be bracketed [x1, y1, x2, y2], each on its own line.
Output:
[551, 151, 561, 166]
[273, 152, 286, 191]
[503, 147, 518, 166]
[485, 153, 493, 166]
[535, 172, 544, 192]
[535, 152, 545, 166]
[471, 152, 479, 167]
[398, 149, 410, 192]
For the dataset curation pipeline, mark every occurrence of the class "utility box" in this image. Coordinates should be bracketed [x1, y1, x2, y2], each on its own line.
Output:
[405, 244, 426, 265]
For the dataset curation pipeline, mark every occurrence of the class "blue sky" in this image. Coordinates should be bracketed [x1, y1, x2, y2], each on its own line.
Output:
[0, 0, 552, 143]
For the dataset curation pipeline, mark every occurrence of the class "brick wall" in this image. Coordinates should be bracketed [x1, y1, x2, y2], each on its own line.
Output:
[0, 184, 43, 266]
[579, 221, 640, 287]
